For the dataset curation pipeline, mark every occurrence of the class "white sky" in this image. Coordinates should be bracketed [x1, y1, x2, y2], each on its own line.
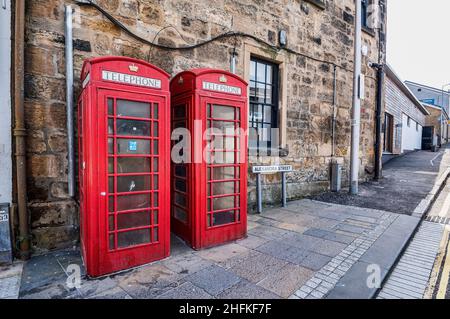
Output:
[387, 0, 450, 89]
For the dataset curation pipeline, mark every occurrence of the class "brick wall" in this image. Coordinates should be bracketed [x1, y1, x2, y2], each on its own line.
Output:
[24, 0, 386, 251]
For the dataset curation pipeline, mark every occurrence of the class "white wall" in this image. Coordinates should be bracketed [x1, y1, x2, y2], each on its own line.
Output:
[0, 1, 12, 205]
[401, 113, 423, 153]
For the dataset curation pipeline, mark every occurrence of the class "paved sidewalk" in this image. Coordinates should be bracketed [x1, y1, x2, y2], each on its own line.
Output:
[16, 200, 418, 299]
[0, 262, 23, 299]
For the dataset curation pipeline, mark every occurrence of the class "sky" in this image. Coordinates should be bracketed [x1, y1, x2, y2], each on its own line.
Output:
[387, 0, 450, 89]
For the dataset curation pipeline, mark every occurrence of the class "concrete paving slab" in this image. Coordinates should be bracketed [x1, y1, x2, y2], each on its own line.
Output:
[217, 279, 280, 299]
[156, 281, 213, 299]
[258, 264, 314, 298]
[185, 264, 241, 296]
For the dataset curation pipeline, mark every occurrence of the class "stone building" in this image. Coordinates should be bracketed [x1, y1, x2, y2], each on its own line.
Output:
[383, 64, 428, 160]
[5, 0, 387, 254]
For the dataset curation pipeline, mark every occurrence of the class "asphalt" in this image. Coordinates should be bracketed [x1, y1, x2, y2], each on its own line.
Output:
[312, 147, 450, 215]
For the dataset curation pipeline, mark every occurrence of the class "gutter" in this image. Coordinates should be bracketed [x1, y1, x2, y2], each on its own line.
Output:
[12, 0, 30, 259]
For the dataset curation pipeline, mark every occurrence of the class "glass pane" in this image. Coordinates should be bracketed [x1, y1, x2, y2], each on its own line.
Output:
[249, 81, 256, 101]
[211, 151, 235, 164]
[108, 177, 114, 193]
[153, 175, 158, 190]
[117, 157, 151, 173]
[266, 64, 273, 84]
[108, 119, 114, 135]
[210, 120, 235, 131]
[174, 165, 186, 177]
[212, 210, 236, 226]
[108, 98, 114, 115]
[252, 104, 263, 122]
[153, 122, 159, 137]
[117, 100, 151, 118]
[108, 196, 114, 212]
[175, 179, 186, 192]
[250, 60, 256, 81]
[117, 211, 151, 230]
[212, 166, 237, 181]
[213, 196, 238, 211]
[117, 193, 151, 211]
[108, 138, 114, 154]
[153, 210, 158, 224]
[118, 229, 151, 248]
[153, 140, 158, 155]
[153, 192, 159, 207]
[265, 85, 272, 104]
[153, 158, 158, 172]
[256, 62, 266, 82]
[212, 105, 235, 120]
[109, 215, 114, 231]
[117, 175, 151, 193]
[264, 105, 272, 123]
[154, 227, 159, 242]
[174, 206, 187, 223]
[255, 82, 265, 102]
[174, 192, 186, 207]
[108, 158, 114, 173]
[117, 138, 150, 154]
[109, 234, 115, 250]
[153, 103, 159, 119]
[210, 181, 238, 195]
[116, 119, 151, 136]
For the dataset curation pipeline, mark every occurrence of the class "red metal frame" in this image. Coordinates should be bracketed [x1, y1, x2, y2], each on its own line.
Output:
[170, 69, 248, 249]
[78, 57, 170, 277]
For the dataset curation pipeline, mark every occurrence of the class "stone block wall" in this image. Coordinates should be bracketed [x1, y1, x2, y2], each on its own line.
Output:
[24, 0, 386, 251]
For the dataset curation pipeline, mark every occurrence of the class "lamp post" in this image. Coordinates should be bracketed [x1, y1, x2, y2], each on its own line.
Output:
[442, 83, 450, 145]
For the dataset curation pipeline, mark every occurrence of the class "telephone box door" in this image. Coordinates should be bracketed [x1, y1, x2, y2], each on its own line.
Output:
[201, 97, 247, 248]
[97, 89, 169, 275]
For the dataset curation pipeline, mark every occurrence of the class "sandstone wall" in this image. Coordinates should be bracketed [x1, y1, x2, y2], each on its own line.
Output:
[24, 0, 386, 251]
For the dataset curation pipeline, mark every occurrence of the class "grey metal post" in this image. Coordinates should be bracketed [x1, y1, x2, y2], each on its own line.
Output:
[65, 5, 75, 197]
[281, 172, 287, 208]
[350, 0, 362, 195]
[256, 173, 262, 214]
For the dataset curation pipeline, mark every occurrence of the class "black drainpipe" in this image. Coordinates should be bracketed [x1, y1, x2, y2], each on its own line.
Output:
[371, 63, 384, 181]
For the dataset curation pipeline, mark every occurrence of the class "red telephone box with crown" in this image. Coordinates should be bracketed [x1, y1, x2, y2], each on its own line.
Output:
[170, 69, 248, 249]
[78, 57, 170, 277]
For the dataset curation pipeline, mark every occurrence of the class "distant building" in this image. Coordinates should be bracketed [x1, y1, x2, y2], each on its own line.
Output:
[405, 81, 450, 114]
[384, 65, 429, 161]
[422, 103, 449, 149]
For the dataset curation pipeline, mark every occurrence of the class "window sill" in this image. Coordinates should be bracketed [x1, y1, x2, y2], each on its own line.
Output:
[303, 0, 325, 10]
[362, 26, 376, 37]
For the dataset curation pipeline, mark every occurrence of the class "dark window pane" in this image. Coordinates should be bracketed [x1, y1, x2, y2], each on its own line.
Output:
[117, 175, 151, 193]
[117, 119, 151, 136]
[108, 98, 114, 115]
[212, 105, 235, 120]
[173, 206, 187, 223]
[174, 192, 187, 208]
[117, 139, 150, 154]
[118, 229, 151, 248]
[175, 179, 187, 192]
[174, 165, 187, 177]
[117, 211, 151, 230]
[117, 194, 151, 211]
[212, 210, 235, 226]
[117, 100, 151, 118]
[117, 157, 151, 173]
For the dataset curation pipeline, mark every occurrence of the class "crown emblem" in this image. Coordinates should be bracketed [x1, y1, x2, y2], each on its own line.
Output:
[129, 64, 139, 72]
[219, 75, 227, 83]
[178, 76, 184, 85]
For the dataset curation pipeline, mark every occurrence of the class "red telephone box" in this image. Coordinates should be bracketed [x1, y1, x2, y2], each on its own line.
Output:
[170, 69, 248, 249]
[78, 57, 170, 277]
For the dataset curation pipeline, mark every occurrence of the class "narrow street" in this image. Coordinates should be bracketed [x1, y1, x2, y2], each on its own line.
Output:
[376, 148, 450, 298]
